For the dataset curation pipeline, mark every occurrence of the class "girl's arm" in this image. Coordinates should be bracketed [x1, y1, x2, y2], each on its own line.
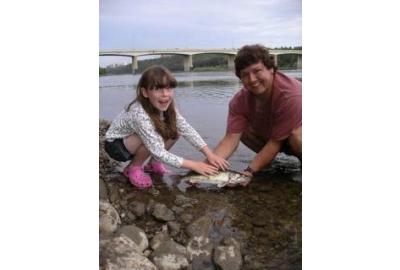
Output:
[181, 159, 219, 176]
[176, 111, 229, 170]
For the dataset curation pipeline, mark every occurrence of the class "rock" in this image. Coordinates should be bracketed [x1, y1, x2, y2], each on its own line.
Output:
[106, 172, 129, 184]
[100, 235, 156, 270]
[150, 225, 170, 250]
[143, 249, 152, 257]
[243, 254, 265, 270]
[99, 178, 108, 200]
[186, 215, 213, 238]
[146, 199, 156, 214]
[186, 235, 213, 263]
[108, 187, 122, 205]
[189, 257, 215, 270]
[167, 221, 181, 237]
[222, 237, 242, 250]
[180, 213, 193, 224]
[213, 244, 242, 270]
[116, 225, 149, 253]
[130, 201, 146, 217]
[171, 206, 184, 214]
[174, 194, 198, 207]
[99, 200, 121, 234]
[151, 239, 189, 270]
[127, 211, 136, 221]
[152, 203, 175, 222]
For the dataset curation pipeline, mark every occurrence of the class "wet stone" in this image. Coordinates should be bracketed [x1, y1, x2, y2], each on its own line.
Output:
[119, 199, 128, 207]
[127, 211, 136, 221]
[130, 201, 146, 217]
[151, 239, 189, 270]
[213, 244, 243, 270]
[100, 234, 156, 270]
[99, 200, 121, 235]
[152, 203, 175, 222]
[180, 213, 193, 224]
[167, 221, 181, 237]
[99, 178, 108, 200]
[186, 236, 213, 263]
[171, 206, 184, 214]
[150, 226, 171, 250]
[106, 172, 129, 184]
[175, 194, 198, 207]
[146, 199, 156, 214]
[189, 256, 215, 270]
[116, 225, 149, 253]
[186, 215, 213, 238]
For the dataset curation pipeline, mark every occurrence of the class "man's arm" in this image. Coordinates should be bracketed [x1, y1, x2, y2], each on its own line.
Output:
[213, 132, 242, 160]
[247, 138, 283, 173]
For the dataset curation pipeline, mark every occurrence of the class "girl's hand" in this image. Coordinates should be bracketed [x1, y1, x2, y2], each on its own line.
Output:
[206, 152, 230, 171]
[190, 161, 219, 176]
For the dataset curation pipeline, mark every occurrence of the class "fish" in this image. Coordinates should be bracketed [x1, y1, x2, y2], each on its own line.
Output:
[181, 170, 251, 188]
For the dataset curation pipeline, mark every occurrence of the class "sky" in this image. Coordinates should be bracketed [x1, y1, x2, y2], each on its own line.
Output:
[99, 0, 302, 67]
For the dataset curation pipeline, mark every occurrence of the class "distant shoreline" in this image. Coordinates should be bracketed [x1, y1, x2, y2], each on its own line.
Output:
[99, 67, 302, 77]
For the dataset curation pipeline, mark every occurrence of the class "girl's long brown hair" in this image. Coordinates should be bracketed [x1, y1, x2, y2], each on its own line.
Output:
[126, 65, 178, 140]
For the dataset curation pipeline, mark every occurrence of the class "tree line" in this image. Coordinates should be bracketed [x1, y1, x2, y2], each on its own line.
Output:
[100, 46, 301, 75]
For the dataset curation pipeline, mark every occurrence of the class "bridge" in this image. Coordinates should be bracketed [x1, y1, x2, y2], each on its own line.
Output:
[99, 48, 302, 73]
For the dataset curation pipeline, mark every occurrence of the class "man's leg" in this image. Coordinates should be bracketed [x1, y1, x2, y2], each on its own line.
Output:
[287, 126, 302, 160]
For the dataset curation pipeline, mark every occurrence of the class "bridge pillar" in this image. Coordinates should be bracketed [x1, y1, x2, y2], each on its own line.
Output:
[183, 55, 193, 72]
[272, 54, 278, 67]
[227, 55, 235, 70]
[296, 54, 302, 69]
[131, 56, 138, 74]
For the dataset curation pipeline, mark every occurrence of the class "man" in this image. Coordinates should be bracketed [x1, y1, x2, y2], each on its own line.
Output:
[214, 44, 302, 177]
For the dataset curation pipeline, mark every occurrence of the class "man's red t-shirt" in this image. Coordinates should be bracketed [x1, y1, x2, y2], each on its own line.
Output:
[227, 71, 302, 141]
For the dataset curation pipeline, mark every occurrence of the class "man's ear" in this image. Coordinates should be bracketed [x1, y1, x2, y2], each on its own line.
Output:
[141, 87, 148, 98]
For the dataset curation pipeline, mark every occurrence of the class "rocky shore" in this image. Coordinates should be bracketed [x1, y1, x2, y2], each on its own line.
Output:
[99, 119, 302, 270]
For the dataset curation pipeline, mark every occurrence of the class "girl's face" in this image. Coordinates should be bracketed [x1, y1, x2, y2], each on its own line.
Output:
[141, 87, 174, 112]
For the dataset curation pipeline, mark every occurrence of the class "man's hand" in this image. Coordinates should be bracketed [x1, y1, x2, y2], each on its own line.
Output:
[206, 152, 230, 171]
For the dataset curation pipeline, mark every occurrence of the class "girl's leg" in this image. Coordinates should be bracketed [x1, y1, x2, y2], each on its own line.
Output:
[147, 138, 178, 163]
[123, 134, 151, 168]
[122, 134, 153, 188]
[145, 139, 178, 175]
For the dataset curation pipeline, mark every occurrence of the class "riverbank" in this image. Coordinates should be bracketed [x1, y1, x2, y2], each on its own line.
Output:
[99, 119, 302, 270]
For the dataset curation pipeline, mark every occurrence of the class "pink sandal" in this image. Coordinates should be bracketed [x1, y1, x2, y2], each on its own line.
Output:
[123, 166, 152, 189]
[144, 161, 171, 175]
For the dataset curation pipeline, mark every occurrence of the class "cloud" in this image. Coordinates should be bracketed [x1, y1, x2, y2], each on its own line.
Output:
[99, 0, 301, 65]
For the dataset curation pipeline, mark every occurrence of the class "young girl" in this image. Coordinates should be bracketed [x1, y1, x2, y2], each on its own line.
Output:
[105, 65, 229, 188]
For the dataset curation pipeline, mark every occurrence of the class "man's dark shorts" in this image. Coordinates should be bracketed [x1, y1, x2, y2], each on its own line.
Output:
[104, 138, 134, 162]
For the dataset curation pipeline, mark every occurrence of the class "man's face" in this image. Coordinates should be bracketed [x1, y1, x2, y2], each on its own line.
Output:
[240, 61, 274, 96]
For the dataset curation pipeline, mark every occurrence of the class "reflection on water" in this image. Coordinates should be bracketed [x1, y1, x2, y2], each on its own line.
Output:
[99, 70, 301, 172]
